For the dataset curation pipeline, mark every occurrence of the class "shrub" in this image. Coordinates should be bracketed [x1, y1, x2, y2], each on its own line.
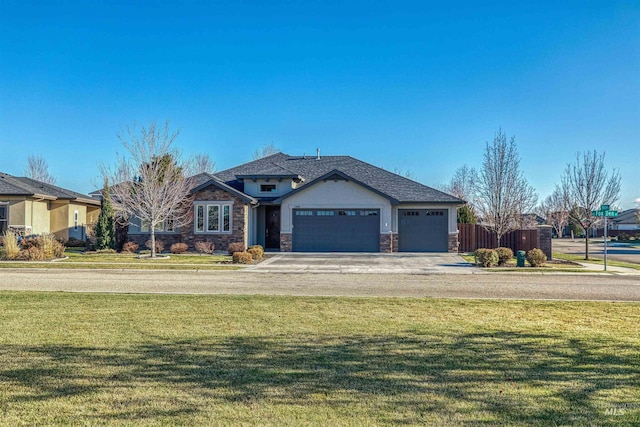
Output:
[474, 248, 499, 267]
[20, 246, 46, 261]
[227, 242, 245, 255]
[96, 248, 117, 254]
[232, 251, 253, 264]
[194, 241, 215, 254]
[145, 239, 165, 253]
[495, 247, 514, 266]
[121, 241, 139, 253]
[170, 243, 189, 254]
[526, 248, 547, 267]
[247, 245, 264, 260]
[65, 237, 87, 248]
[1, 230, 20, 260]
[39, 233, 61, 259]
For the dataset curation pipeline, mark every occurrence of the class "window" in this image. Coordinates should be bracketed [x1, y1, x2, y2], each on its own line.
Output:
[260, 184, 277, 193]
[196, 205, 204, 232]
[74, 210, 79, 231]
[338, 210, 356, 216]
[360, 210, 378, 216]
[141, 218, 176, 233]
[317, 210, 335, 216]
[295, 210, 313, 216]
[195, 202, 233, 233]
[207, 205, 219, 232]
[0, 203, 8, 233]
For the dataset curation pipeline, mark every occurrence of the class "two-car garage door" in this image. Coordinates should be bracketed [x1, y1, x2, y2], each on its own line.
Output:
[291, 207, 449, 252]
[292, 209, 380, 252]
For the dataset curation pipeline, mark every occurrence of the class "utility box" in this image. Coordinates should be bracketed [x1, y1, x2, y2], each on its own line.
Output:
[517, 250, 526, 267]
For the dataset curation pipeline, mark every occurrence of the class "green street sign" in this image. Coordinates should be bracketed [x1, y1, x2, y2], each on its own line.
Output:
[592, 210, 618, 217]
[600, 204, 610, 211]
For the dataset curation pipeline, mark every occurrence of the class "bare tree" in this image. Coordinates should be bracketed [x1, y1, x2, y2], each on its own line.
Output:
[446, 164, 478, 201]
[186, 153, 217, 175]
[475, 129, 538, 246]
[25, 154, 56, 185]
[252, 143, 279, 160]
[538, 187, 569, 238]
[559, 150, 621, 260]
[101, 121, 194, 258]
[392, 167, 416, 180]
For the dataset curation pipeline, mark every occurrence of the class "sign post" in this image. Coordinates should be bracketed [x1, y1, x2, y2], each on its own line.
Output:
[591, 205, 619, 271]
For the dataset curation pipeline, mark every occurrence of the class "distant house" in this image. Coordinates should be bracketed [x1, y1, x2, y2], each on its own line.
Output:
[0, 172, 100, 241]
[105, 153, 465, 252]
[609, 208, 639, 231]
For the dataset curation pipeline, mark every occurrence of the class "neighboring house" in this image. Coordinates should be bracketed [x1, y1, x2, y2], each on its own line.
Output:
[114, 153, 465, 252]
[0, 172, 100, 241]
[609, 208, 640, 231]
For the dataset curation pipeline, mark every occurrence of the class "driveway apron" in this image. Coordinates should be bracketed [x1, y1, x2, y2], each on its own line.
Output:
[245, 252, 479, 274]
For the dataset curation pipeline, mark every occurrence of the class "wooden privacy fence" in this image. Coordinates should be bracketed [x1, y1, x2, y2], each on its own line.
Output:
[458, 224, 539, 253]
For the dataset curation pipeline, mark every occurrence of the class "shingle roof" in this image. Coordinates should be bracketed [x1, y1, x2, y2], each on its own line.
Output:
[611, 208, 639, 225]
[214, 153, 464, 204]
[0, 172, 99, 205]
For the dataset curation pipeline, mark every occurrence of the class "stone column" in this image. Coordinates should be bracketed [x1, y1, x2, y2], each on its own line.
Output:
[537, 225, 553, 259]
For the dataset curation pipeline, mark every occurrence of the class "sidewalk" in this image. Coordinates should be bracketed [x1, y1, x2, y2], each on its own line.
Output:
[575, 261, 640, 275]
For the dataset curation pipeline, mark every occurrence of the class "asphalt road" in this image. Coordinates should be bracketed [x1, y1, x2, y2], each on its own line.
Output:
[1, 269, 639, 301]
[553, 239, 640, 264]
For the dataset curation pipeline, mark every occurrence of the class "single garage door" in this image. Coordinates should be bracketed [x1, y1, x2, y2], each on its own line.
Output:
[398, 209, 448, 252]
[292, 209, 380, 252]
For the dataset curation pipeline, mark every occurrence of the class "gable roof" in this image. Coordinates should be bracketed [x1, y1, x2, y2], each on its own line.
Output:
[189, 172, 258, 204]
[610, 208, 639, 225]
[214, 153, 464, 204]
[0, 172, 99, 205]
[276, 169, 401, 204]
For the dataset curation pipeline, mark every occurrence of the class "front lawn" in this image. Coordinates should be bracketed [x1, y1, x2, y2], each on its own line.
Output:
[1, 293, 638, 425]
[0, 251, 240, 270]
[553, 252, 640, 271]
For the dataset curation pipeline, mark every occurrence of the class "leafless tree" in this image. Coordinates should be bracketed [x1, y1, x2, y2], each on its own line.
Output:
[559, 150, 621, 260]
[252, 143, 279, 160]
[186, 153, 217, 175]
[446, 164, 478, 202]
[101, 121, 194, 258]
[475, 129, 538, 246]
[392, 167, 416, 180]
[25, 154, 56, 185]
[538, 187, 570, 238]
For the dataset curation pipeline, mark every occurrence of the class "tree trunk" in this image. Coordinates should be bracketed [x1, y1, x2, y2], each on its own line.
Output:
[150, 228, 156, 258]
[584, 233, 589, 261]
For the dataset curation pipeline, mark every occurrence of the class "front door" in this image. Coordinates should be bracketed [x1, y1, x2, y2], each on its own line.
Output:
[265, 206, 281, 249]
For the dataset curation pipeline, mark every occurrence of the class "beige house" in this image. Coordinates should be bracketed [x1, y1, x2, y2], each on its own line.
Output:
[0, 172, 100, 241]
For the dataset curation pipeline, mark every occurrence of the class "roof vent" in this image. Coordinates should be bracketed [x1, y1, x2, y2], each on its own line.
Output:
[316, 148, 320, 160]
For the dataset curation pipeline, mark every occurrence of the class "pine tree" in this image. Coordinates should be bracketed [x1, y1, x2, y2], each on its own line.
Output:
[457, 204, 478, 224]
[95, 179, 115, 250]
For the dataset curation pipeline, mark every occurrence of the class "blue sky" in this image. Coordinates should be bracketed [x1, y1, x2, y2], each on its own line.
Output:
[1, 1, 638, 208]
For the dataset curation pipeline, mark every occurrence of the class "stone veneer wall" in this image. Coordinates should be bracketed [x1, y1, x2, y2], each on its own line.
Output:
[379, 233, 398, 253]
[184, 188, 249, 252]
[448, 232, 459, 253]
[126, 187, 250, 253]
[280, 233, 292, 252]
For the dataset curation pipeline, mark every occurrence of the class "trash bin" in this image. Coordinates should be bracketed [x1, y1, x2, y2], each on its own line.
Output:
[517, 250, 526, 267]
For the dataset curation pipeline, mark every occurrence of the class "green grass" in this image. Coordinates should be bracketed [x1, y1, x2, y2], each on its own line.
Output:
[553, 252, 640, 271]
[1, 293, 638, 425]
[0, 251, 241, 270]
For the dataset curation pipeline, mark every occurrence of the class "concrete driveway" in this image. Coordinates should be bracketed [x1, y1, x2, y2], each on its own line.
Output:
[246, 252, 479, 274]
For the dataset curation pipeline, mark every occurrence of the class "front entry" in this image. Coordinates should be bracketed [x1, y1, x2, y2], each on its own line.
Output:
[265, 206, 281, 249]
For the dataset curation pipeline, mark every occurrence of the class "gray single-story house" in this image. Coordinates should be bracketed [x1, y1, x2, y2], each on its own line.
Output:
[121, 152, 465, 252]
